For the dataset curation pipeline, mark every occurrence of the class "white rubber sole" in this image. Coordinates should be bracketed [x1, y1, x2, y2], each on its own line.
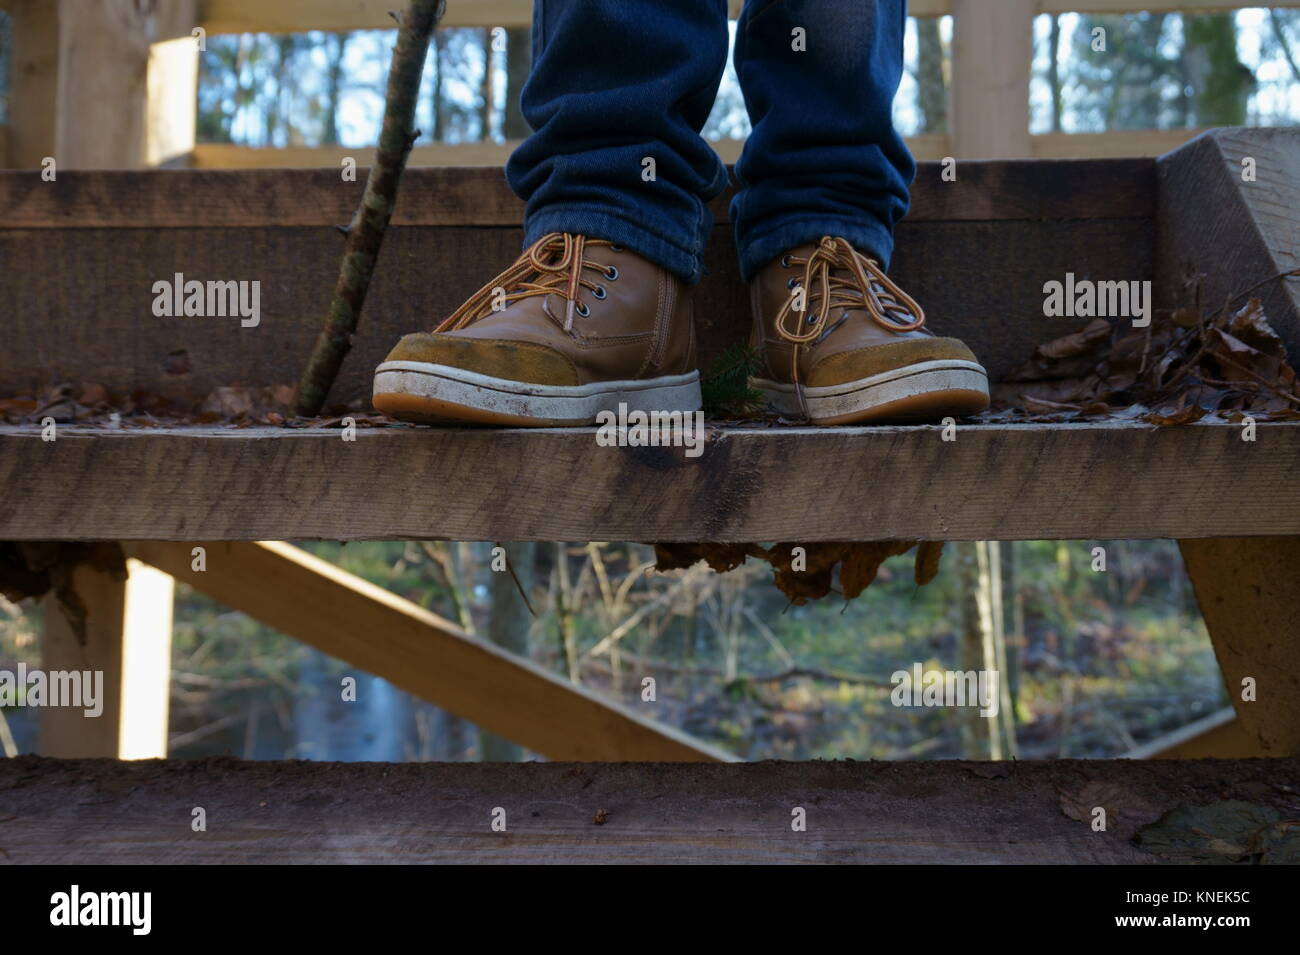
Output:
[374, 360, 702, 426]
[753, 359, 990, 423]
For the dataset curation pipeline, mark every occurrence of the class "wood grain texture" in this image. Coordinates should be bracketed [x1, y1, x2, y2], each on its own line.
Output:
[3, 421, 1297, 542]
[2, 755, 1297, 864]
[0, 218, 1153, 401]
[1157, 127, 1300, 370]
[1179, 537, 1300, 757]
[0, 160, 1155, 227]
[125, 542, 732, 763]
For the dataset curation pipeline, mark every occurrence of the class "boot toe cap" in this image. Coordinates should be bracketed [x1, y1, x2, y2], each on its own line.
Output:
[807, 337, 980, 387]
[383, 333, 580, 387]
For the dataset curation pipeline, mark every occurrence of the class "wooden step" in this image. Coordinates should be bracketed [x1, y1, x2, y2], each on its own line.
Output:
[0, 158, 1155, 403]
[4, 420, 1297, 542]
[2, 754, 1296, 863]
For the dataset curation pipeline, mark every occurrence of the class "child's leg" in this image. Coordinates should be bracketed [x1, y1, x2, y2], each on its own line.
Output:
[374, 1, 731, 427]
[506, 0, 732, 285]
[731, 0, 913, 279]
[733, 0, 990, 425]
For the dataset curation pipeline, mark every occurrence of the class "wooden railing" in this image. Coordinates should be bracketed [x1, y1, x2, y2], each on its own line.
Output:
[0, 0, 1296, 168]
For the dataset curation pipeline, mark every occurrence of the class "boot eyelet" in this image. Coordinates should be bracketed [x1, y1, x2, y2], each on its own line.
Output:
[576, 302, 591, 318]
[806, 313, 818, 326]
[610, 244, 625, 253]
[780, 255, 792, 268]
[787, 278, 800, 289]
[605, 266, 620, 281]
[592, 286, 607, 300]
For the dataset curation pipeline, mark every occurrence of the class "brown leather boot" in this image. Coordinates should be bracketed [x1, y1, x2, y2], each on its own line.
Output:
[749, 236, 990, 424]
[373, 232, 700, 426]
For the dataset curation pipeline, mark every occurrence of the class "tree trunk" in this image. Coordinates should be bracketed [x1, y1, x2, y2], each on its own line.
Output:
[1047, 16, 1062, 132]
[1183, 13, 1252, 126]
[478, 542, 536, 761]
[956, 542, 986, 758]
[321, 32, 350, 146]
[503, 26, 532, 139]
[915, 17, 947, 135]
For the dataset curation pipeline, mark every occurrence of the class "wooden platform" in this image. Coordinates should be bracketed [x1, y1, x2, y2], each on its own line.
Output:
[1, 755, 1296, 864]
[3, 420, 1299, 542]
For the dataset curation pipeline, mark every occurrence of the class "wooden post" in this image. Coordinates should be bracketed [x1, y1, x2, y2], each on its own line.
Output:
[1179, 537, 1300, 756]
[1, 0, 198, 169]
[4, 0, 60, 168]
[1157, 128, 1300, 370]
[950, 0, 1034, 159]
[147, 1, 202, 167]
[38, 557, 175, 759]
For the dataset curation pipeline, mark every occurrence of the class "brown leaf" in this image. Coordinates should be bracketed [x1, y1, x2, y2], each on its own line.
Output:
[914, 541, 944, 586]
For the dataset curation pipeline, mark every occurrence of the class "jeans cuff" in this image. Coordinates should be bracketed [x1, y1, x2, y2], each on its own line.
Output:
[523, 207, 706, 285]
[737, 215, 897, 282]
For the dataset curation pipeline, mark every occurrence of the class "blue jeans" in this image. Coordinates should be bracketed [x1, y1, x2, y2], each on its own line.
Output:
[506, 0, 915, 284]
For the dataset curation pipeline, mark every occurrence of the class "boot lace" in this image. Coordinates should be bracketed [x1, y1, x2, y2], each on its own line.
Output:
[435, 232, 619, 334]
[774, 236, 926, 415]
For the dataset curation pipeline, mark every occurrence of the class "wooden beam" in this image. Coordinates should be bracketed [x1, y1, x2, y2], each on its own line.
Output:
[2, 1, 197, 170]
[4, 159, 1149, 227]
[192, 140, 533, 170]
[0, 160, 1154, 228]
[200, 0, 946, 34]
[186, 137, 952, 170]
[1031, 128, 1203, 159]
[950, 0, 1034, 159]
[54, 0, 155, 169]
[4, 0, 59, 168]
[185, 130, 1201, 170]
[3, 754, 1298, 863]
[1122, 707, 1264, 759]
[126, 541, 733, 762]
[5, 421, 1299, 543]
[0, 161, 1155, 391]
[146, 3, 202, 167]
[1179, 538, 1300, 757]
[38, 557, 174, 759]
[1158, 127, 1300, 372]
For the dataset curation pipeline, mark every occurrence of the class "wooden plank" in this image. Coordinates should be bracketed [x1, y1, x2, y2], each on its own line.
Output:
[4, 0, 59, 169]
[1031, 128, 1203, 159]
[192, 139, 748, 168]
[951, 0, 1034, 159]
[38, 558, 173, 759]
[126, 541, 733, 762]
[146, 28, 201, 167]
[1179, 538, 1300, 757]
[3, 754, 1297, 863]
[197, 0, 958, 34]
[1158, 128, 1300, 372]
[190, 131, 1200, 169]
[54, 0, 154, 169]
[1040, 0, 1300, 12]
[0, 159, 1155, 228]
[0, 166, 1155, 392]
[1122, 708, 1264, 759]
[4, 421, 1298, 542]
